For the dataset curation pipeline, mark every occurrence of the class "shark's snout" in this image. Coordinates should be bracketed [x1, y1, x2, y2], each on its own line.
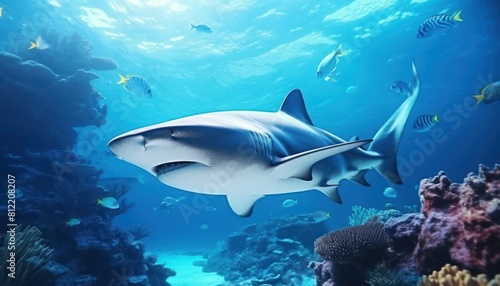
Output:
[108, 134, 145, 160]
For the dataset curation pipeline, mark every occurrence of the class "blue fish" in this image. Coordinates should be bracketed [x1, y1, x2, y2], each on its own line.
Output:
[383, 187, 397, 198]
[472, 81, 500, 105]
[417, 11, 463, 39]
[190, 23, 213, 33]
[413, 115, 438, 132]
[391, 80, 412, 97]
[117, 75, 152, 98]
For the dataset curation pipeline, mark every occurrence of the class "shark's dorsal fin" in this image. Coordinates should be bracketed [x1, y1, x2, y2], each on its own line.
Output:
[279, 89, 313, 125]
[273, 140, 372, 179]
[226, 194, 264, 217]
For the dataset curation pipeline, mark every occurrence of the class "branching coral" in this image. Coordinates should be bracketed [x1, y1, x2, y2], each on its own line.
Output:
[418, 264, 500, 286]
[128, 224, 152, 241]
[0, 225, 54, 286]
[314, 221, 389, 265]
[349, 205, 379, 226]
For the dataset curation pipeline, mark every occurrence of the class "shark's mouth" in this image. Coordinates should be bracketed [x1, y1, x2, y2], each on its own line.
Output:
[153, 161, 196, 175]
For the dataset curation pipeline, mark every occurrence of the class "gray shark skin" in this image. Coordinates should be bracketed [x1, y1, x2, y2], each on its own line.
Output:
[108, 62, 420, 217]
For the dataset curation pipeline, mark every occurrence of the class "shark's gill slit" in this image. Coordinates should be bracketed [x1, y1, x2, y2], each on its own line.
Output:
[153, 162, 195, 175]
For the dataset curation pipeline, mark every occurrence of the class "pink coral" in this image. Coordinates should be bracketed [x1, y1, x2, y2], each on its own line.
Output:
[415, 164, 500, 277]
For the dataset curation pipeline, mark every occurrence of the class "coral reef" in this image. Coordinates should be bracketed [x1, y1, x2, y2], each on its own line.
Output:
[0, 39, 173, 285]
[311, 164, 500, 286]
[0, 225, 54, 286]
[203, 214, 327, 285]
[419, 264, 500, 286]
[0, 52, 107, 153]
[385, 165, 500, 277]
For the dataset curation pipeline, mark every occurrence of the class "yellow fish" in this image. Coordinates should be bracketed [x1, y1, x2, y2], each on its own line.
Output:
[29, 36, 50, 50]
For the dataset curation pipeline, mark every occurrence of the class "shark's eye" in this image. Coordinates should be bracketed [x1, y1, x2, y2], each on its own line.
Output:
[169, 129, 176, 136]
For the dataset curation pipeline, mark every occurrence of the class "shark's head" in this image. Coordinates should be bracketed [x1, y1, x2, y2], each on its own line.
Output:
[108, 113, 261, 191]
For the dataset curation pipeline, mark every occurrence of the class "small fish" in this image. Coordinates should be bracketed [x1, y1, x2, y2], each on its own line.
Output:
[472, 81, 500, 105]
[66, 218, 81, 226]
[391, 80, 412, 96]
[117, 75, 152, 98]
[282, 199, 298, 208]
[313, 210, 331, 222]
[383, 187, 397, 198]
[0, 7, 3, 17]
[190, 23, 213, 33]
[205, 206, 217, 212]
[413, 114, 438, 132]
[316, 44, 344, 80]
[97, 197, 120, 209]
[162, 196, 181, 206]
[29, 36, 50, 50]
[385, 203, 395, 210]
[200, 224, 209, 230]
[417, 11, 463, 39]
[345, 85, 358, 94]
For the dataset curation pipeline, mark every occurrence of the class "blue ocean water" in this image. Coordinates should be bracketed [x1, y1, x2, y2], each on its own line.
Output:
[1, 0, 499, 285]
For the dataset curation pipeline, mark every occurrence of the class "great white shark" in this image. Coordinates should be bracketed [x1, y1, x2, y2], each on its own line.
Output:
[108, 62, 420, 217]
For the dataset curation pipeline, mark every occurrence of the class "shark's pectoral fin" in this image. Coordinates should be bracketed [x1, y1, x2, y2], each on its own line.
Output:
[226, 194, 264, 217]
[317, 184, 342, 204]
[350, 169, 370, 186]
[273, 140, 371, 179]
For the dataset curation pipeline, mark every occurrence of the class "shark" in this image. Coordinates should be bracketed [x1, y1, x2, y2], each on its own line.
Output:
[108, 62, 420, 217]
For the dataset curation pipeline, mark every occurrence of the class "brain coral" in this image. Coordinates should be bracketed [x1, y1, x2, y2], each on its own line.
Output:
[314, 221, 389, 265]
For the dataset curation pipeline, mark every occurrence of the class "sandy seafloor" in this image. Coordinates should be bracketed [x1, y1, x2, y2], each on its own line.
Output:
[155, 251, 316, 285]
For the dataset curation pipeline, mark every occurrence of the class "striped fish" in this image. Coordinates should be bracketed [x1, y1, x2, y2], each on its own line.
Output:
[417, 11, 463, 39]
[117, 75, 152, 98]
[413, 115, 438, 132]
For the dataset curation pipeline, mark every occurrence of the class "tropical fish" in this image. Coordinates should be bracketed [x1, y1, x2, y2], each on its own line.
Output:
[282, 199, 298, 208]
[29, 36, 50, 50]
[383, 187, 397, 198]
[313, 210, 331, 222]
[316, 44, 344, 80]
[200, 224, 209, 230]
[108, 62, 421, 217]
[205, 206, 217, 212]
[391, 80, 412, 97]
[413, 114, 438, 132]
[66, 218, 81, 226]
[117, 75, 152, 98]
[472, 81, 500, 105]
[416, 11, 463, 39]
[190, 23, 213, 33]
[97, 197, 120, 209]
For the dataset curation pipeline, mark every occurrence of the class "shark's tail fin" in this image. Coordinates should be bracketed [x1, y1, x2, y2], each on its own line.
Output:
[368, 61, 420, 184]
